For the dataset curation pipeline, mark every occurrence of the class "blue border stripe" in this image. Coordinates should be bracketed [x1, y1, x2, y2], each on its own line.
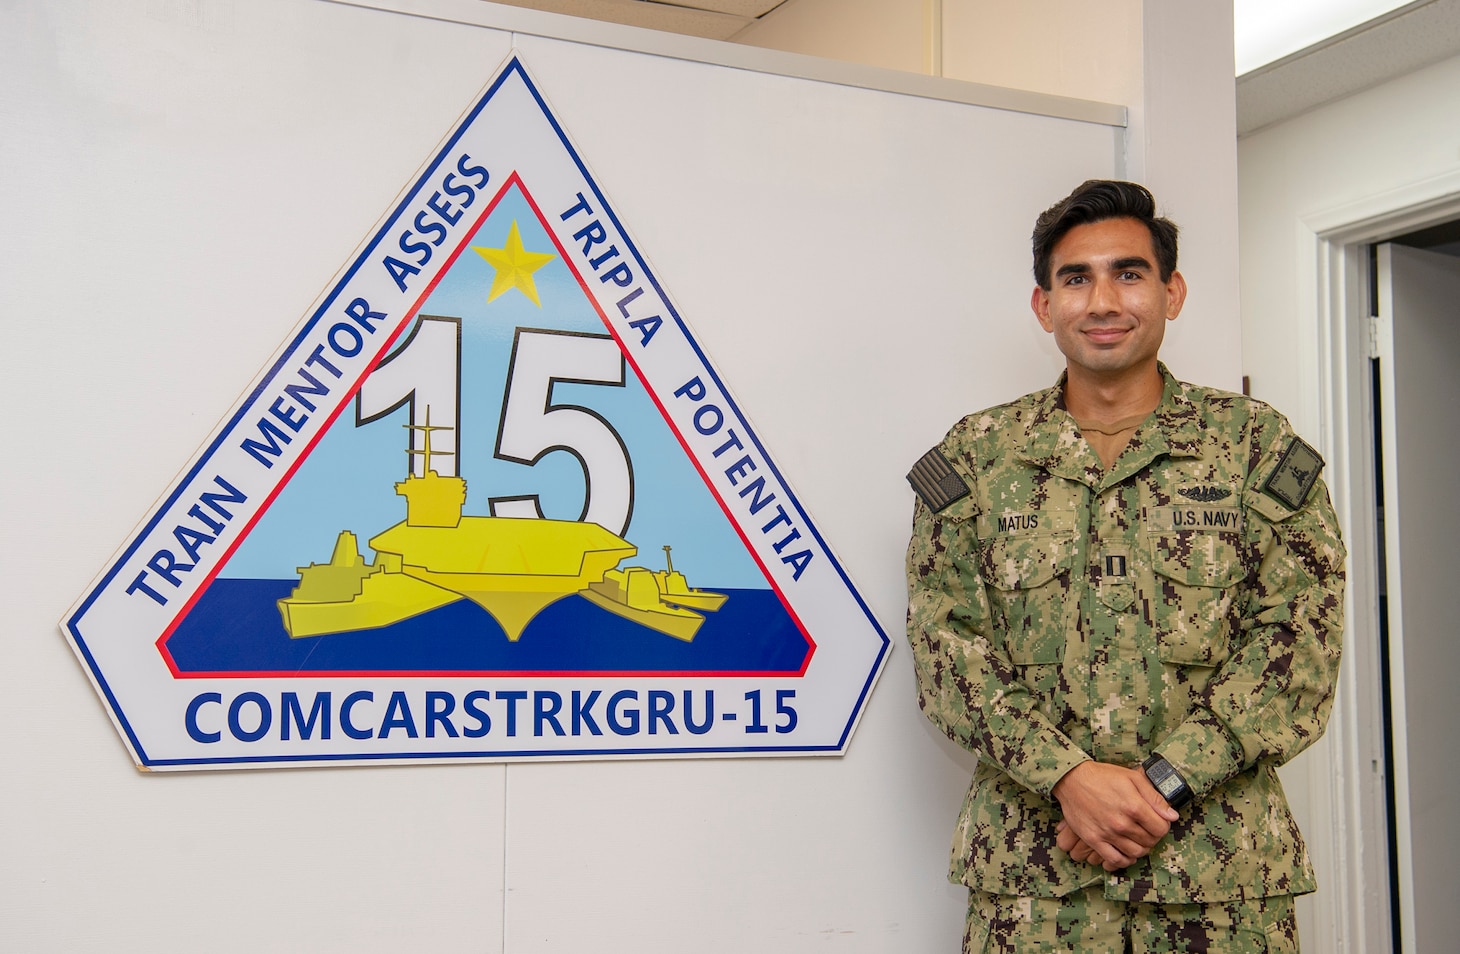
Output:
[146, 743, 844, 767]
[513, 65, 892, 750]
[68, 61, 527, 632]
[67, 61, 530, 767]
[519, 66, 888, 642]
[74, 57, 890, 768]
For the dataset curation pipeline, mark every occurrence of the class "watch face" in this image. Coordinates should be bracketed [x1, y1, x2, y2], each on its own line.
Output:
[1156, 776, 1182, 799]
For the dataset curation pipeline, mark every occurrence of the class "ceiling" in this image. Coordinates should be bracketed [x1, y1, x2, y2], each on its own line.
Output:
[1238, 0, 1460, 134]
[1233, 0, 1419, 73]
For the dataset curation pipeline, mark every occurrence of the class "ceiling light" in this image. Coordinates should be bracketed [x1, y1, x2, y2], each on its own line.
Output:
[1234, 0, 1420, 74]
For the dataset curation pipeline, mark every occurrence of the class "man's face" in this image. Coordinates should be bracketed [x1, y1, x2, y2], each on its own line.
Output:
[1030, 216, 1186, 381]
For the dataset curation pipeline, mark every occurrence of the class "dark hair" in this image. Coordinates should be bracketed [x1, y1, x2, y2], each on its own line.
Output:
[1031, 180, 1179, 289]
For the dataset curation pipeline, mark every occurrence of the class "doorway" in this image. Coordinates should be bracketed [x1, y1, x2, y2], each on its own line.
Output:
[1295, 179, 1460, 953]
[1368, 228, 1460, 953]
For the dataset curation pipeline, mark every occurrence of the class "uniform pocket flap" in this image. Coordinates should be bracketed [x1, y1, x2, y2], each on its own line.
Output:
[1244, 485, 1300, 524]
[1150, 531, 1244, 588]
[981, 531, 1076, 592]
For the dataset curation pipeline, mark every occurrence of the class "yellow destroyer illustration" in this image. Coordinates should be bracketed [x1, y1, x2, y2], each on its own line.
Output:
[583, 547, 729, 642]
[277, 409, 725, 641]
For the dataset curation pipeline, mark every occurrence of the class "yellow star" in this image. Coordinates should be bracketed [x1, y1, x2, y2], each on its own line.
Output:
[472, 220, 556, 306]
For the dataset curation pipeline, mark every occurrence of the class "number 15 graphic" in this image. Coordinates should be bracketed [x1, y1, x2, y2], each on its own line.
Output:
[357, 316, 635, 538]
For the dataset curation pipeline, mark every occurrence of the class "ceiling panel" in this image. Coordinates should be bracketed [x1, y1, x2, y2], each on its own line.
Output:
[480, 0, 788, 40]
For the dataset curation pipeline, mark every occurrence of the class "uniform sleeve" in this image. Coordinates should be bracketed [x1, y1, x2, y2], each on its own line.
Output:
[905, 471, 1091, 799]
[1155, 415, 1346, 800]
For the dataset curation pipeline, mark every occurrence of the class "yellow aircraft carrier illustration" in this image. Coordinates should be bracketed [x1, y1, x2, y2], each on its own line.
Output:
[277, 408, 725, 641]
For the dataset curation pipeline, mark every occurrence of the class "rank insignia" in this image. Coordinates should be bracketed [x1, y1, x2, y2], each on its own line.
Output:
[1179, 485, 1232, 502]
[1263, 437, 1324, 510]
[907, 447, 970, 512]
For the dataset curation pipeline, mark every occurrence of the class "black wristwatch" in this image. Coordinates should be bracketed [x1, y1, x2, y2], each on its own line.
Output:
[1142, 754, 1192, 810]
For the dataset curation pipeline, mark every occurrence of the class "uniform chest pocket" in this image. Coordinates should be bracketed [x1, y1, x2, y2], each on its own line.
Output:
[1148, 530, 1245, 666]
[980, 532, 1076, 665]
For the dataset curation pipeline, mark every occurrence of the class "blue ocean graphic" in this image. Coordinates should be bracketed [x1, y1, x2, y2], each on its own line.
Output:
[166, 580, 809, 674]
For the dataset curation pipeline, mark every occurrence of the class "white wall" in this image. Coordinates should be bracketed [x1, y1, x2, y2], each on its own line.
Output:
[1, 0, 1241, 950]
[1132, 1, 1241, 393]
[738, 0, 1243, 394]
[1, 2, 521, 949]
[1241, 52, 1460, 415]
[1240, 49, 1460, 954]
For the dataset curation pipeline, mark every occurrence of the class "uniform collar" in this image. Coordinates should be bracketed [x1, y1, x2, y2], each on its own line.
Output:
[1017, 363, 1204, 488]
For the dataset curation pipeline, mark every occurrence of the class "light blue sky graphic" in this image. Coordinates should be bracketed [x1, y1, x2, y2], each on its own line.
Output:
[223, 187, 763, 589]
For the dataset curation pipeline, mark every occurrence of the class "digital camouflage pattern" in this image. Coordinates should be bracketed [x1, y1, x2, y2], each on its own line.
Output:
[906, 365, 1346, 903]
[963, 885, 1297, 953]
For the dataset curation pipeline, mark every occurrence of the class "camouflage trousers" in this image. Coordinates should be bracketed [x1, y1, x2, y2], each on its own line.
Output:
[964, 885, 1299, 953]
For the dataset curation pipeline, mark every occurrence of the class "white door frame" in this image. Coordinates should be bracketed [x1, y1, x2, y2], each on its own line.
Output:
[1297, 168, 1460, 953]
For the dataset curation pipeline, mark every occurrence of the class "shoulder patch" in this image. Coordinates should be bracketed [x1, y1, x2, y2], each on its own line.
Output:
[907, 447, 970, 512]
[1262, 437, 1324, 510]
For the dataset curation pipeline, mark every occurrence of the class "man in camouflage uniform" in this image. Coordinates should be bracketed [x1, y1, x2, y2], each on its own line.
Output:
[905, 180, 1345, 952]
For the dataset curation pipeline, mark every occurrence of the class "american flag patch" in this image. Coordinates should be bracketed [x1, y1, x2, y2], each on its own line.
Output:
[907, 447, 969, 512]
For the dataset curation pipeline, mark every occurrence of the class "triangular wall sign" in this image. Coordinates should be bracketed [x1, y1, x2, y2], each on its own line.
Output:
[64, 55, 890, 769]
